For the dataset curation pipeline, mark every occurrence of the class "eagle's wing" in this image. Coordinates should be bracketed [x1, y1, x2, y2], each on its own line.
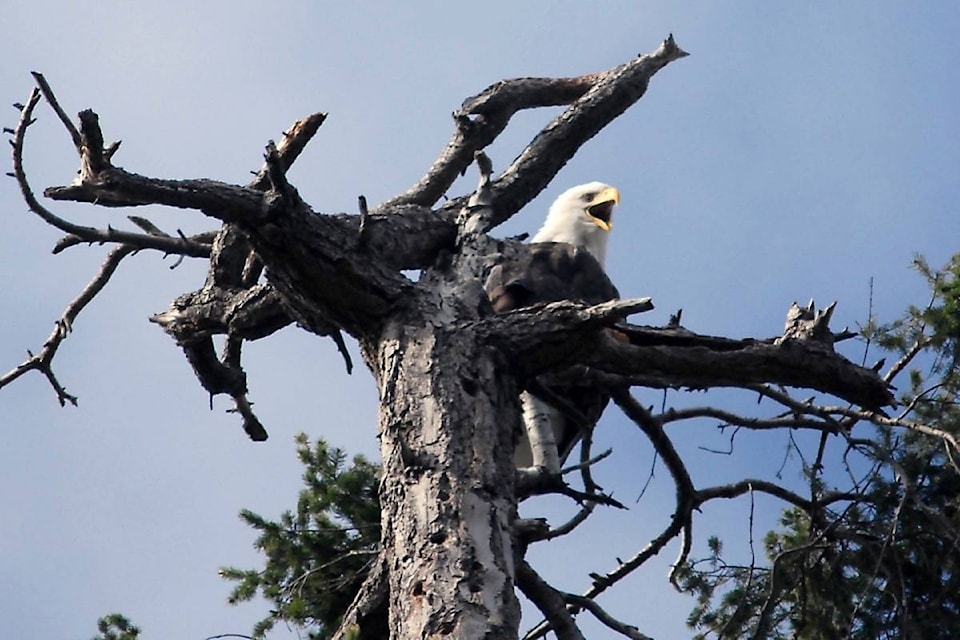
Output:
[485, 242, 619, 312]
[484, 242, 619, 467]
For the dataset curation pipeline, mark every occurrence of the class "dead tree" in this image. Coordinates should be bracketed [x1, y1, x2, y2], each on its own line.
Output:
[7, 35, 940, 639]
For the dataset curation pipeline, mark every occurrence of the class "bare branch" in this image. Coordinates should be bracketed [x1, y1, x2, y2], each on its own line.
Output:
[0, 244, 135, 403]
[517, 470, 626, 507]
[595, 321, 895, 411]
[30, 72, 81, 150]
[378, 76, 601, 212]
[151, 283, 294, 343]
[542, 501, 595, 543]
[483, 298, 653, 375]
[533, 449, 612, 542]
[33, 98, 415, 337]
[562, 594, 653, 640]
[561, 390, 693, 600]
[380, 35, 688, 222]
[127, 215, 169, 236]
[227, 394, 267, 442]
[44, 165, 266, 213]
[670, 517, 695, 588]
[848, 474, 910, 630]
[357, 194, 370, 245]
[660, 404, 839, 433]
[573, 389, 869, 612]
[487, 35, 688, 226]
[450, 35, 689, 227]
[884, 336, 929, 384]
[248, 112, 327, 192]
[614, 390, 694, 496]
[695, 479, 857, 513]
[876, 415, 960, 463]
[10, 88, 212, 257]
[561, 447, 613, 477]
[751, 389, 960, 460]
[717, 487, 760, 639]
[506, 308, 894, 413]
[517, 561, 586, 640]
[525, 510, 687, 640]
[140, 109, 347, 438]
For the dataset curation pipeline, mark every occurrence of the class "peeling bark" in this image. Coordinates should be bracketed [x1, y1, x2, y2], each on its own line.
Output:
[366, 317, 522, 638]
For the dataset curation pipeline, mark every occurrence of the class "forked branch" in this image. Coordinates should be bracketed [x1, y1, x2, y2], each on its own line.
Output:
[380, 34, 689, 223]
[10, 85, 212, 257]
[0, 244, 135, 403]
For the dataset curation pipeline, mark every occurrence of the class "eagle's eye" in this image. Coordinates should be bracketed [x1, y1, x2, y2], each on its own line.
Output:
[582, 193, 595, 202]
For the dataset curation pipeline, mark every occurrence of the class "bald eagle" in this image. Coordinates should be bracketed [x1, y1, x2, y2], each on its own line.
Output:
[484, 182, 621, 472]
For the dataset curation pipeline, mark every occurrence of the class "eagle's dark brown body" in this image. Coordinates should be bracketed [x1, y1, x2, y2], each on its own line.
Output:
[484, 241, 618, 463]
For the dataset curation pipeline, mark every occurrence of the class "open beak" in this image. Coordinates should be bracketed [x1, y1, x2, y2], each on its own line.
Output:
[586, 186, 620, 231]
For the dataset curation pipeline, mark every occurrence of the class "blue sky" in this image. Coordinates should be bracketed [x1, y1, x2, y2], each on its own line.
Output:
[2, 3, 958, 639]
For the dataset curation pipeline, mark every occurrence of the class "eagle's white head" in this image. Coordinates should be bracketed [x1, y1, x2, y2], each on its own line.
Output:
[531, 182, 620, 266]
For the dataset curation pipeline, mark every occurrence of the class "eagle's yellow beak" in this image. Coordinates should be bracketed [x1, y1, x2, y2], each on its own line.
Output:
[586, 186, 620, 231]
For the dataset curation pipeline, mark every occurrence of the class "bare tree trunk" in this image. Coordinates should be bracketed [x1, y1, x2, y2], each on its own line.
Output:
[367, 316, 522, 638]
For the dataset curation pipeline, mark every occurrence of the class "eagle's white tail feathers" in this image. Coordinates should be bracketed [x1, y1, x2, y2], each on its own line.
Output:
[516, 392, 563, 473]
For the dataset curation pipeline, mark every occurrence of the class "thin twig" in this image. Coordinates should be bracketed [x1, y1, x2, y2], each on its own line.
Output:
[10, 87, 211, 257]
[30, 72, 81, 149]
[883, 272, 939, 384]
[541, 446, 611, 541]
[0, 245, 136, 403]
[661, 405, 839, 433]
[562, 594, 653, 640]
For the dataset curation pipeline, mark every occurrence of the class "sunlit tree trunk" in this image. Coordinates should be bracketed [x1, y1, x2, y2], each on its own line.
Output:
[367, 316, 522, 638]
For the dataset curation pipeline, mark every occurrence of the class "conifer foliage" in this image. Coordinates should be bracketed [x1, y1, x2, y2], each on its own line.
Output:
[220, 434, 380, 638]
[681, 254, 960, 639]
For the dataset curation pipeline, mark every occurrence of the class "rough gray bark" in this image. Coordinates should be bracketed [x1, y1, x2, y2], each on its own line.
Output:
[370, 316, 522, 637]
[6, 35, 907, 640]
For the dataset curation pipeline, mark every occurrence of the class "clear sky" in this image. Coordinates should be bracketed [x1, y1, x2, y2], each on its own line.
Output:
[1, 2, 958, 639]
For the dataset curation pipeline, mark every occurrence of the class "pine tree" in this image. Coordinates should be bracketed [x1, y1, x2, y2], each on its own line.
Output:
[682, 254, 960, 639]
[91, 614, 140, 640]
[220, 434, 381, 639]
